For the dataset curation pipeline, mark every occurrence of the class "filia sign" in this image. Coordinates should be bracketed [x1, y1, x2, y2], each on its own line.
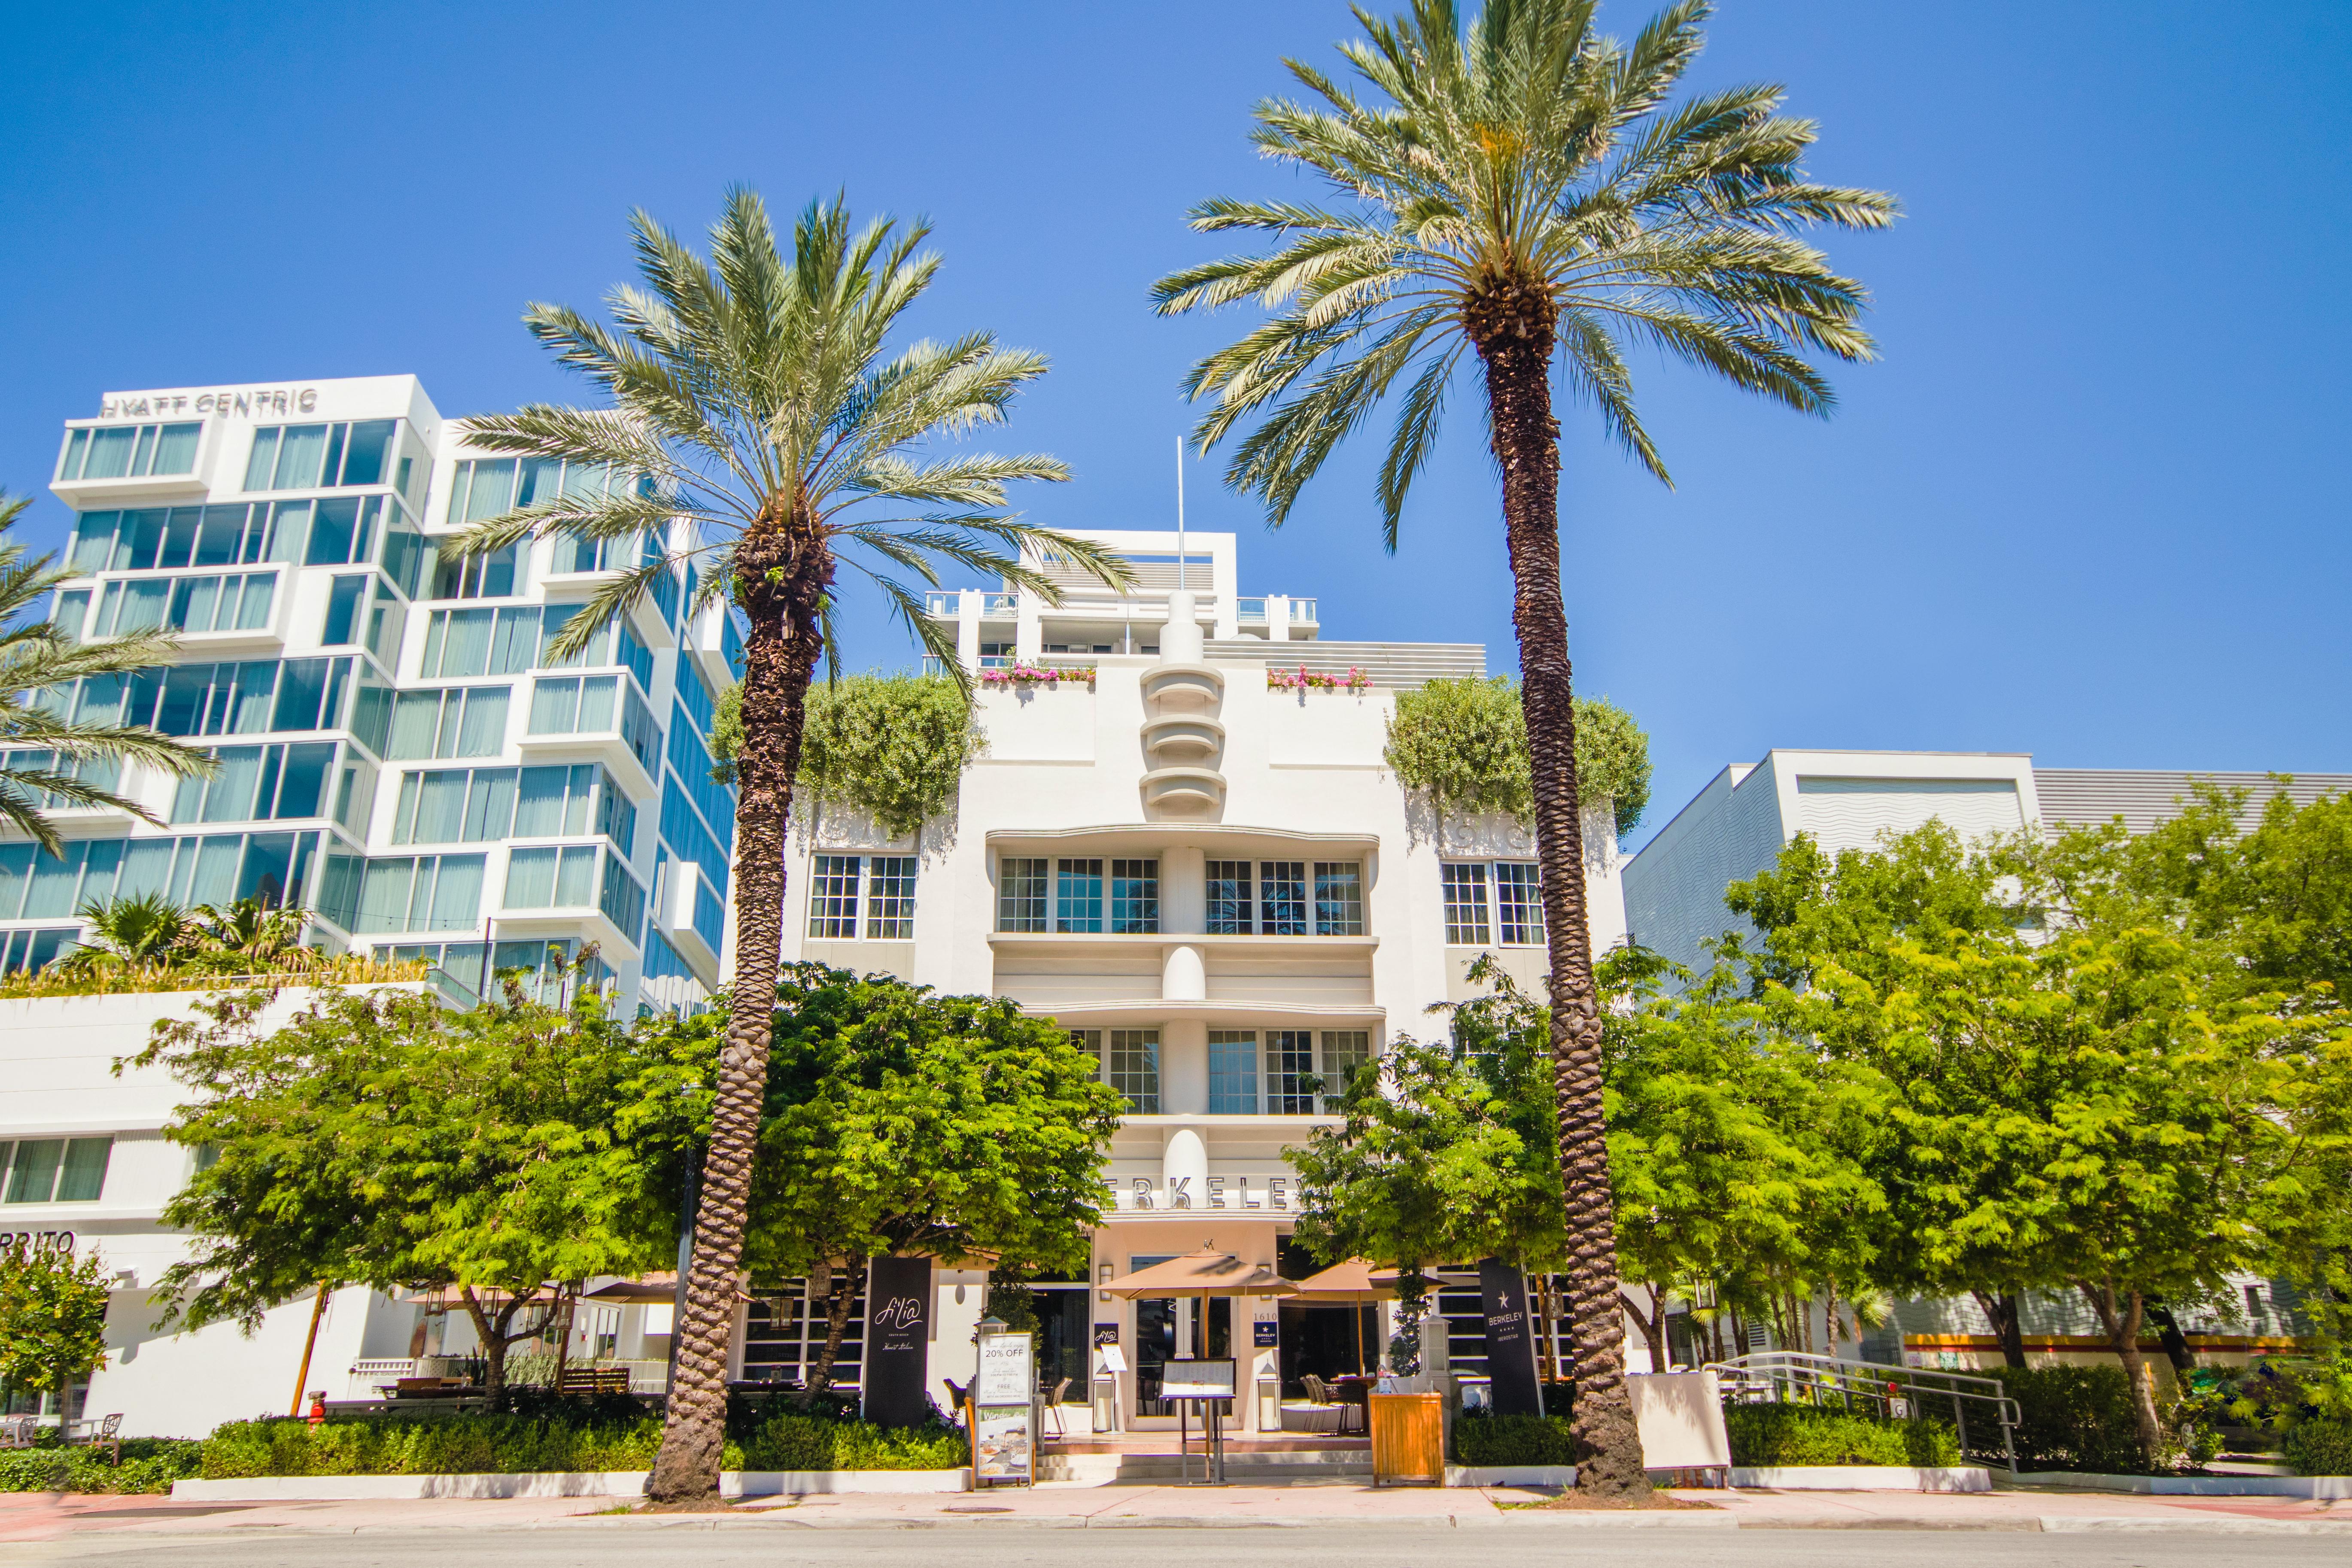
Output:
[98, 387, 319, 420]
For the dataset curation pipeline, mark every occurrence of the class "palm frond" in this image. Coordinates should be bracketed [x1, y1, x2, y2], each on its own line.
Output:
[1154, 0, 1894, 534]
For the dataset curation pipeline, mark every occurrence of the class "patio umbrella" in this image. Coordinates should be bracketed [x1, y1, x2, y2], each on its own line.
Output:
[579, 1273, 679, 1304]
[1293, 1259, 1395, 1376]
[1102, 1245, 1297, 1360]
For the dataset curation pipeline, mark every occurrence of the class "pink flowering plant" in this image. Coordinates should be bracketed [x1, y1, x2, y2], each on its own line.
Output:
[979, 663, 1095, 686]
[1267, 665, 1371, 693]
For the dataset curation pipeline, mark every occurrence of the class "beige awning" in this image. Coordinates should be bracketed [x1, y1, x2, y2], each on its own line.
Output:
[1102, 1246, 1298, 1299]
[580, 1273, 679, 1304]
[1292, 1259, 1398, 1303]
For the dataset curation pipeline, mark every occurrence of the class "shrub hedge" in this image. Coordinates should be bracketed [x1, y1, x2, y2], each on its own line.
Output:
[2000, 1365, 2148, 1474]
[2282, 1419, 2352, 1477]
[737, 1410, 969, 1472]
[1722, 1403, 1961, 1468]
[200, 1414, 693, 1478]
[0, 1439, 207, 1494]
[1451, 1410, 1574, 1466]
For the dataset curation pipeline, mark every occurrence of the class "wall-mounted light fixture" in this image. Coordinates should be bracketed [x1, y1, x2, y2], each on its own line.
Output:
[1098, 1262, 1114, 1303]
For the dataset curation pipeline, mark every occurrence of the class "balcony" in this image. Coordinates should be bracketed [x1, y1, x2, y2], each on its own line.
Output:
[655, 859, 724, 982]
[1235, 597, 1267, 623]
[518, 676, 661, 800]
[924, 590, 957, 617]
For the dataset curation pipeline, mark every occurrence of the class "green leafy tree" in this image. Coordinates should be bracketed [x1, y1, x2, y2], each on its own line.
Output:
[1384, 676, 1650, 837]
[638, 964, 1124, 1398]
[0, 1245, 112, 1413]
[444, 189, 1130, 1498]
[1291, 992, 1564, 1362]
[1598, 951, 1885, 1369]
[0, 492, 212, 848]
[1155, 0, 1894, 1494]
[712, 672, 980, 840]
[1779, 927, 2327, 1463]
[138, 974, 676, 1392]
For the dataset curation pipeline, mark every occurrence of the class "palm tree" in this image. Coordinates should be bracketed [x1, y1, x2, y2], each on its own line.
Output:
[0, 493, 212, 850]
[190, 897, 320, 973]
[56, 891, 197, 975]
[1152, 0, 1894, 1494]
[448, 188, 1130, 1501]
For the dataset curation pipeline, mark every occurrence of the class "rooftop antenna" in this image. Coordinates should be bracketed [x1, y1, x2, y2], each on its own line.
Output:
[1175, 435, 1187, 591]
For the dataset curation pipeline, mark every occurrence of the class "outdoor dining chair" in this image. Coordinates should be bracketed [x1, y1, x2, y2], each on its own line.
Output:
[1043, 1377, 1072, 1438]
[0, 1414, 36, 1450]
[65, 1413, 122, 1465]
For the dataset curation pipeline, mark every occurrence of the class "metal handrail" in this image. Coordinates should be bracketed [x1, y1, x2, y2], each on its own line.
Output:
[1704, 1349, 2021, 1472]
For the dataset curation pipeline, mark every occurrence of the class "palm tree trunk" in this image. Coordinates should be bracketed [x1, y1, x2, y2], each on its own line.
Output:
[1472, 290, 1645, 1498]
[647, 519, 830, 1502]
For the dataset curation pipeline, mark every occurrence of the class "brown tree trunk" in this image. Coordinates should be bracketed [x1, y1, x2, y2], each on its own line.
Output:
[1971, 1289, 2028, 1369]
[1469, 284, 1645, 1498]
[2145, 1301, 2197, 1378]
[647, 509, 830, 1502]
[2078, 1281, 2166, 1465]
[1618, 1286, 1666, 1373]
[807, 1256, 866, 1396]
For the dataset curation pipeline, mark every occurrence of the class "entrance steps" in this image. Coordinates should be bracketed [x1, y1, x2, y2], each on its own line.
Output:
[1038, 1446, 1373, 1484]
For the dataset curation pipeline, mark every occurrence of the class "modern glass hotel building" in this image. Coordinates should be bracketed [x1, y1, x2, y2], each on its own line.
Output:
[18, 374, 737, 1013]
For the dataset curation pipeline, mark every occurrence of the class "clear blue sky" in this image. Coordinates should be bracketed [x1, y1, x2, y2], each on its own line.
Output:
[5, 0, 2346, 849]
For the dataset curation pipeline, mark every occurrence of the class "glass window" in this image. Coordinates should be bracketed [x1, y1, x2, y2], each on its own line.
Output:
[429, 542, 520, 600]
[391, 767, 519, 844]
[503, 844, 600, 909]
[1259, 860, 1307, 936]
[1442, 862, 1491, 945]
[163, 571, 277, 634]
[381, 505, 427, 599]
[356, 853, 485, 933]
[1265, 1030, 1316, 1114]
[91, 577, 168, 637]
[322, 575, 366, 646]
[1319, 1031, 1371, 1110]
[1495, 861, 1545, 946]
[58, 423, 198, 481]
[512, 763, 599, 837]
[304, 496, 381, 566]
[388, 686, 509, 760]
[421, 606, 544, 678]
[1056, 858, 1103, 933]
[169, 741, 339, 824]
[245, 421, 400, 491]
[1206, 860, 1252, 934]
[1207, 1031, 1257, 1114]
[1110, 858, 1158, 934]
[866, 856, 916, 940]
[808, 854, 861, 939]
[999, 857, 1048, 932]
[599, 851, 645, 934]
[1069, 1029, 1103, 1079]
[1108, 1030, 1160, 1114]
[1, 1136, 115, 1204]
[1314, 861, 1364, 936]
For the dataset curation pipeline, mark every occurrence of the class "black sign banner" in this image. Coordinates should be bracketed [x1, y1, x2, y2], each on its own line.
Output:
[862, 1255, 933, 1428]
[1477, 1257, 1545, 1417]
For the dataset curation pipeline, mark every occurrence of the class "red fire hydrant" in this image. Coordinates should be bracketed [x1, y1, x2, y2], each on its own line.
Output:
[306, 1391, 327, 1426]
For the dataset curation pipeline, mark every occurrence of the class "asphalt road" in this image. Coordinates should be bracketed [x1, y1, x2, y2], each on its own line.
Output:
[4, 1525, 2334, 1568]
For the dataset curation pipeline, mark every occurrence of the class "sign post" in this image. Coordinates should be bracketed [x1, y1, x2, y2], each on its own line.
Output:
[972, 1328, 1036, 1487]
[861, 1256, 933, 1428]
[1159, 1358, 1237, 1484]
[1477, 1258, 1545, 1417]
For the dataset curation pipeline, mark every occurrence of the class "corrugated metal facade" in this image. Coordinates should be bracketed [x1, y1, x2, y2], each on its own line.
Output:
[1793, 777, 2027, 853]
[2033, 769, 2352, 837]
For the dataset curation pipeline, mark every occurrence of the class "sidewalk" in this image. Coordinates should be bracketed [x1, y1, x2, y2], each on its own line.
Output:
[3, 1482, 2346, 1541]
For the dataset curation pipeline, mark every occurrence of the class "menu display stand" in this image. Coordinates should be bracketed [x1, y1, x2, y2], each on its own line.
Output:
[1158, 1357, 1237, 1485]
[972, 1330, 1035, 1488]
